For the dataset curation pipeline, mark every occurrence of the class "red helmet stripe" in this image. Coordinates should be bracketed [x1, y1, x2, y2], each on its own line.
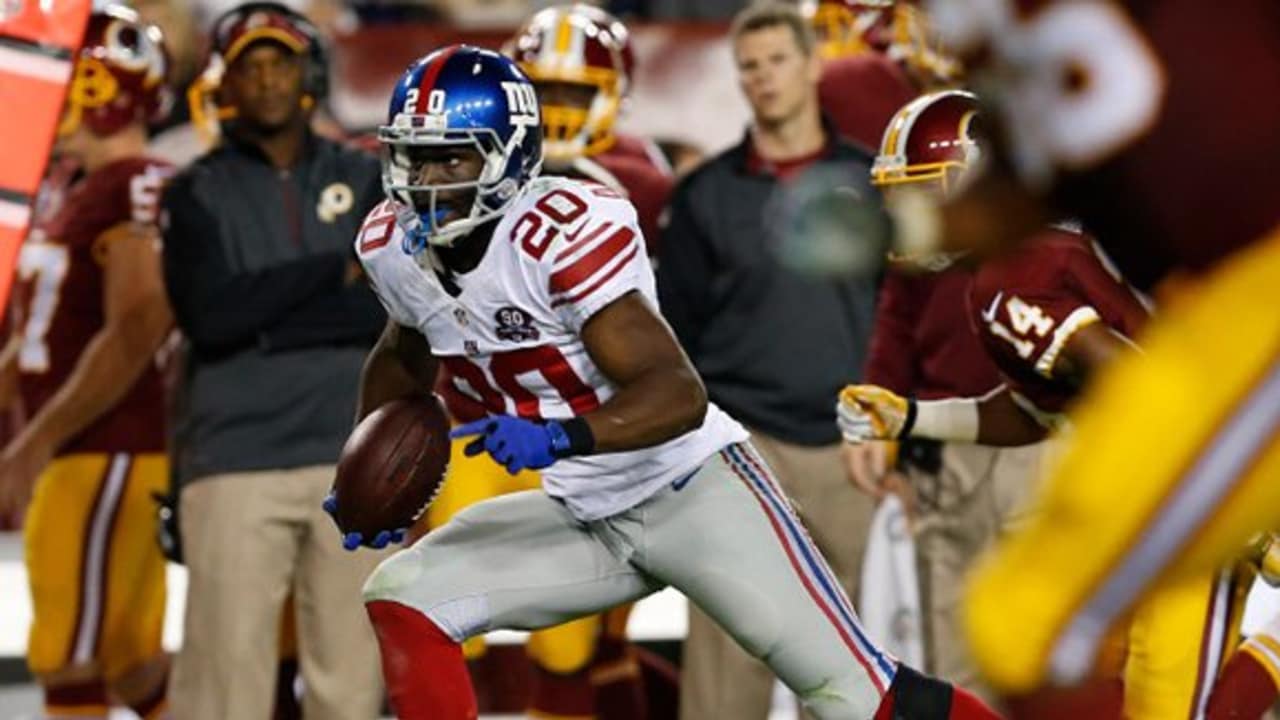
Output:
[418, 45, 461, 99]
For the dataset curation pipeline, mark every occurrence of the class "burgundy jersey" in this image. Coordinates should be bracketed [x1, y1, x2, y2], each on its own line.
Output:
[865, 266, 1002, 400]
[929, 0, 1280, 290]
[605, 133, 672, 178]
[967, 227, 1150, 419]
[10, 157, 172, 455]
[818, 53, 919, 151]
[588, 153, 672, 257]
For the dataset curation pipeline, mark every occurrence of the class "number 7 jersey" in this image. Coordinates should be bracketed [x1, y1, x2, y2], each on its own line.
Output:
[356, 176, 747, 521]
[10, 156, 173, 455]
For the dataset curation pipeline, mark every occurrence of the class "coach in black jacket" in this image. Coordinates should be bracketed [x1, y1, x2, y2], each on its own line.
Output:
[657, 4, 885, 719]
[159, 5, 387, 718]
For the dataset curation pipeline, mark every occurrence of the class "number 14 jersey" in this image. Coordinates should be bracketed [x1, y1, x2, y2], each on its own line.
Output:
[967, 227, 1150, 425]
[356, 176, 747, 521]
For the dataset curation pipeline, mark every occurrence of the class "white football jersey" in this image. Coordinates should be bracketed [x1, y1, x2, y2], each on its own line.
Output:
[356, 176, 747, 521]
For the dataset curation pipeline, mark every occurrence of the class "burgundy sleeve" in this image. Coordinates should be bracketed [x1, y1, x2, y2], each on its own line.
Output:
[622, 162, 673, 258]
[864, 268, 923, 394]
[1064, 239, 1151, 341]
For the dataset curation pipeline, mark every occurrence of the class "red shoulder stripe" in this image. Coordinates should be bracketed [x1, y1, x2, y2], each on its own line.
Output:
[549, 226, 636, 295]
[551, 245, 641, 308]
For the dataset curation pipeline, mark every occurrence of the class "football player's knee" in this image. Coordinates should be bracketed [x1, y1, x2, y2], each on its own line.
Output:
[794, 663, 888, 720]
[362, 549, 423, 604]
[362, 551, 491, 644]
[526, 616, 600, 674]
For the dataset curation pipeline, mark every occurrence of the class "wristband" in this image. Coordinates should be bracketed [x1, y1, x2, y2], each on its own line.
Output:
[901, 398, 918, 438]
[548, 417, 596, 458]
[911, 398, 980, 443]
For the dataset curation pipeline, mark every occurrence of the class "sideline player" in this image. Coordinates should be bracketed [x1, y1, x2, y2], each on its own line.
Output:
[0, 6, 174, 718]
[807, 0, 961, 90]
[843, 86, 1267, 719]
[805, 0, 924, 149]
[508, 4, 672, 251]
[1204, 532, 1280, 719]
[843, 231, 1255, 720]
[868, 0, 1280, 711]
[842, 90, 1044, 704]
[329, 44, 1001, 720]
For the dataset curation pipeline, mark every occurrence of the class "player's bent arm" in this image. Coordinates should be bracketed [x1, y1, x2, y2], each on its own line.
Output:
[1053, 321, 1135, 391]
[161, 180, 350, 352]
[839, 384, 1046, 447]
[578, 290, 707, 453]
[18, 222, 173, 451]
[912, 388, 1048, 446]
[356, 319, 437, 422]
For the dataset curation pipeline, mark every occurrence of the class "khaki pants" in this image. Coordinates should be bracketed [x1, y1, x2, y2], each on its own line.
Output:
[907, 442, 1041, 703]
[679, 431, 877, 720]
[170, 465, 389, 720]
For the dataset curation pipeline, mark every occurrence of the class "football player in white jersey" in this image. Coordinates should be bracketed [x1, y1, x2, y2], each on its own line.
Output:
[333, 44, 999, 720]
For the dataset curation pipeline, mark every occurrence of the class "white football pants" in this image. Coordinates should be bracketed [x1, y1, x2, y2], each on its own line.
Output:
[363, 441, 899, 719]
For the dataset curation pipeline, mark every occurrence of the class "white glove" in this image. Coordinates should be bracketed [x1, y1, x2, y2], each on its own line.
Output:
[837, 385, 912, 442]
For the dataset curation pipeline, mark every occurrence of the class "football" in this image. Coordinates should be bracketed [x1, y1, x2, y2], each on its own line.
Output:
[332, 395, 452, 541]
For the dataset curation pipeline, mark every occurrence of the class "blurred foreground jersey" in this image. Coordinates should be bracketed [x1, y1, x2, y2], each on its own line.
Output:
[929, 0, 1280, 290]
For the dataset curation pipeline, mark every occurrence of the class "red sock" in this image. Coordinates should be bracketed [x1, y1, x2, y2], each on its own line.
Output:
[1003, 678, 1124, 720]
[947, 685, 1003, 720]
[590, 636, 647, 720]
[1206, 648, 1280, 720]
[366, 600, 478, 720]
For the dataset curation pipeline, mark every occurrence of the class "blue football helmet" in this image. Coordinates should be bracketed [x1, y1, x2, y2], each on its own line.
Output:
[380, 44, 543, 249]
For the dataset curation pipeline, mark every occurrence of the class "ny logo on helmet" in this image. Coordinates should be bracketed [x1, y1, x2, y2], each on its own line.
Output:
[501, 81, 540, 128]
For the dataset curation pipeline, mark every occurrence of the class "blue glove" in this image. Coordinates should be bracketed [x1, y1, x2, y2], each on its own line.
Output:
[322, 491, 407, 551]
[449, 416, 570, 475]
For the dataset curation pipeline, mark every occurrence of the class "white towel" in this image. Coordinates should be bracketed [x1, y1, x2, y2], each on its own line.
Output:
[858, 494, 925, 669]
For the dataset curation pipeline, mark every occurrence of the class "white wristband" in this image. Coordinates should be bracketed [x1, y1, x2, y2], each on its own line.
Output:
[911, 398, 980, 443]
